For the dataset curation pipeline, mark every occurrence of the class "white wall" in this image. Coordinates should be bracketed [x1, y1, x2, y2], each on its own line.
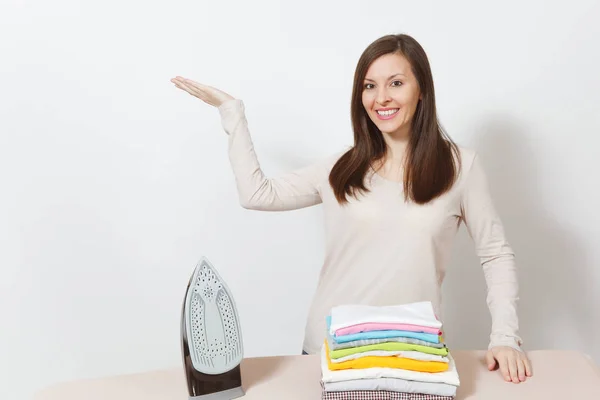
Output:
[2, 0, 599, 399]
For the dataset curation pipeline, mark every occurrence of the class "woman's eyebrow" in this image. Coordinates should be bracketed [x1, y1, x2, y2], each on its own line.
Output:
[364, 73, 406, 82]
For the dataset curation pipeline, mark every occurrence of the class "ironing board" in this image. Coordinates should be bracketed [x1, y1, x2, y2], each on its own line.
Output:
[33, 350, 600, 399]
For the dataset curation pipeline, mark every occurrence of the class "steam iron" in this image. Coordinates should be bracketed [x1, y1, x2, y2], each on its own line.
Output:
[181, 256, 245, 400]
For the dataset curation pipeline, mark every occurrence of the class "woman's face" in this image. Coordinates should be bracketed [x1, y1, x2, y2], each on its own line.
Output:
[361, 52, 422, 138]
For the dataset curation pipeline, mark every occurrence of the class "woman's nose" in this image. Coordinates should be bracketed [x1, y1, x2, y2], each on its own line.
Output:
[377, 89, 391, 105]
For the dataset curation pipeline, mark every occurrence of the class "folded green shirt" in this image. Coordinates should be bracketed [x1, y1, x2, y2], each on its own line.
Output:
[330, 341, 449, 359]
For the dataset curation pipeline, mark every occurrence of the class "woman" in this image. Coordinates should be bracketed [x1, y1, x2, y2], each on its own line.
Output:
[171, 33, 532, 383]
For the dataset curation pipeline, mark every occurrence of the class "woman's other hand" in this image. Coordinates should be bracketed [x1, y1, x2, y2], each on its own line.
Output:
[486, 345, 533, 383]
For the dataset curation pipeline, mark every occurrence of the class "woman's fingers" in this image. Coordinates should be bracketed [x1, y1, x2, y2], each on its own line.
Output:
[522, 353, 533, 377]
[171, 76, 234, 107]
[172, 77, 212, 103]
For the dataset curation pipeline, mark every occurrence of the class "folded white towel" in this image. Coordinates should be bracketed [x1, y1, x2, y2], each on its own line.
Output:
[328, 301, 442, 336]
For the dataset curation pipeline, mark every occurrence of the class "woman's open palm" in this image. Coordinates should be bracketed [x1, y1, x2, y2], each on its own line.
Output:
[171, 76, 234, 107]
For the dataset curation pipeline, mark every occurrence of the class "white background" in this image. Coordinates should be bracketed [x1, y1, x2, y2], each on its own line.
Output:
[1, 1, 599, 399]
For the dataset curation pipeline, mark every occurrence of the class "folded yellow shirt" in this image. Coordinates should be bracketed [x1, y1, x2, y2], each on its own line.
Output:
[325, 340, 449, 373]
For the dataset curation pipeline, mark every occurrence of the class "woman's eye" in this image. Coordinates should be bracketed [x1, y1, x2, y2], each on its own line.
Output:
[392, 80, 403, 87]
[364, 83, 374, 89]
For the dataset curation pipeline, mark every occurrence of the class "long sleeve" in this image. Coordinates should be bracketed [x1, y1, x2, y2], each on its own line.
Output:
[459, 152, 523, 351]
[217, 98, 330, 211]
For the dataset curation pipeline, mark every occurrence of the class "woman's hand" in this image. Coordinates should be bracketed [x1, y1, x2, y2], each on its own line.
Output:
[170, 76, 235, 107]
[486, 346, 533, 383]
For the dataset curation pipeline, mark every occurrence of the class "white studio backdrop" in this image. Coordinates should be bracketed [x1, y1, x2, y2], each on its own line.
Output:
[1, 1, 599, 399]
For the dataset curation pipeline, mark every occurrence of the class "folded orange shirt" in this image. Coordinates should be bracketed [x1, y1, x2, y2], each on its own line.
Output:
[324, 340, 449, 373]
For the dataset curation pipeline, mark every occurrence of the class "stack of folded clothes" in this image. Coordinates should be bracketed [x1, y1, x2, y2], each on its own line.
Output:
[320, 301, 460, 399]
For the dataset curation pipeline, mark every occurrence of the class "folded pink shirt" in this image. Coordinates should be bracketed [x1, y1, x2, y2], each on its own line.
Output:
[335, 322, 441, 336]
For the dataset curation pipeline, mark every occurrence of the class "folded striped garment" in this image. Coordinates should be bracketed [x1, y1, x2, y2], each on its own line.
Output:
[321, 384, 454, 400]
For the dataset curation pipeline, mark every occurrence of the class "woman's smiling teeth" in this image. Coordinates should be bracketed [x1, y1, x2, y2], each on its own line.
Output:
[377, 108, 399, 116]
[376, 108, 400, 120]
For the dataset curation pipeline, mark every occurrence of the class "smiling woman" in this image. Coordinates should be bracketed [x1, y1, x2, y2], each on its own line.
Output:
[171, 32, 532, 385]
[329, 34, 460, 205]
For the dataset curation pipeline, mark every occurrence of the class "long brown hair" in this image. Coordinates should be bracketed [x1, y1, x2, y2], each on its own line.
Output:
[329, 34, 461, 205]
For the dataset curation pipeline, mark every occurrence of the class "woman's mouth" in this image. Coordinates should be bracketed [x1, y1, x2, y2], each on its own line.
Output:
[376, 108, 399, 120]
